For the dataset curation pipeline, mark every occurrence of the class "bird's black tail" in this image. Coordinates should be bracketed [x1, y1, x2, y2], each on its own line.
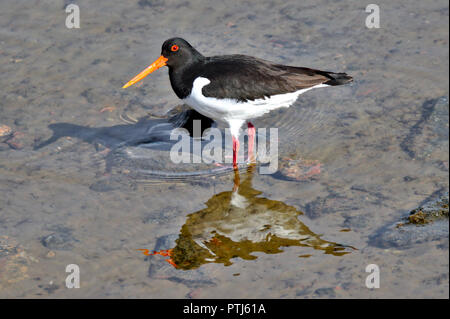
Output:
[324, 72, 353, 86]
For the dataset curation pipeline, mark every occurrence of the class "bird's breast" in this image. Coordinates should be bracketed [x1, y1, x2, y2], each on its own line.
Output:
[183, 77, 323, 122]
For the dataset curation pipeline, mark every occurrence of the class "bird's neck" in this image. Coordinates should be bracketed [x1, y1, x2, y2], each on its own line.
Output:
[169, 60, 205, 99]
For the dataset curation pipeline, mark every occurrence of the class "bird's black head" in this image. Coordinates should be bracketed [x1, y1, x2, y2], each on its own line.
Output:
[122, 37, 203, 89]
[161, 38, 203, 69]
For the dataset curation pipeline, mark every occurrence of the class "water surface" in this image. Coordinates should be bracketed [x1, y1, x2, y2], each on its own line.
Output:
[0, 0, 448, 298]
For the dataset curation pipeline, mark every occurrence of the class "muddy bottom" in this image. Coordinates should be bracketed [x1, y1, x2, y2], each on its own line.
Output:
[0, 0, 448, 298]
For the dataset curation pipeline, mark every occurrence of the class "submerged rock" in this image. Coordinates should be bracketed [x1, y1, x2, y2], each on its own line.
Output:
[40, 226, 79, 250]
[400, 97, 449, 161]
[0, 124, 13, 138]
[369, 193, 449, 249]
[407, 194, 449, 224]
[146, 234, 216, 290]
[277, 157, 321, 181]
[0, 124, 15, 150]
[0, 236, 38, 288]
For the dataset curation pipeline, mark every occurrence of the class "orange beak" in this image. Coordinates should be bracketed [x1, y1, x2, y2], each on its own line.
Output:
[122, 55, 168, 89]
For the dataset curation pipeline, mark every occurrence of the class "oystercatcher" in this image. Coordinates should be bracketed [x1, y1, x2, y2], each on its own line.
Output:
[122, 38, 352, 169]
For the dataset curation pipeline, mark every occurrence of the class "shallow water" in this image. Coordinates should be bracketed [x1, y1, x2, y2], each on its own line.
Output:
[0, 0, 448, 298]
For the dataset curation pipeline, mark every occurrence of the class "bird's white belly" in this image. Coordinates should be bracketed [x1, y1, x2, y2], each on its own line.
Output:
[183, 76, 327, 137]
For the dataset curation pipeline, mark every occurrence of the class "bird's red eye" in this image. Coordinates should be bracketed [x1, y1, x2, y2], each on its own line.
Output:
[171, 45, 179, 52]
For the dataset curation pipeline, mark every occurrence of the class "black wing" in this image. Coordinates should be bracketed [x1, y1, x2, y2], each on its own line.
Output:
[200, 55, 352, 102]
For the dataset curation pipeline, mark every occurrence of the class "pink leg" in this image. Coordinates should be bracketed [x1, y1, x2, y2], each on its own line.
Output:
[247, 122, 255, 162]
[232, 136, 239, 170]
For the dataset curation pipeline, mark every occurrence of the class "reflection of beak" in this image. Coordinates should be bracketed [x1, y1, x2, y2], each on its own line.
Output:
[233, 170, 240, 192]
[122, 55, 168, 88]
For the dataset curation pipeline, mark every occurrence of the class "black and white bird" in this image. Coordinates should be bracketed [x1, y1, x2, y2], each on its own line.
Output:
[122, 37, 352, 169]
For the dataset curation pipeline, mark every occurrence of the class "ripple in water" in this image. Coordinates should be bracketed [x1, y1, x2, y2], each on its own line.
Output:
[108, 105, 273, 182]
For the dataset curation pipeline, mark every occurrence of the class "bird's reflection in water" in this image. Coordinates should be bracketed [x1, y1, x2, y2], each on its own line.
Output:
[147, 165, 354, 270]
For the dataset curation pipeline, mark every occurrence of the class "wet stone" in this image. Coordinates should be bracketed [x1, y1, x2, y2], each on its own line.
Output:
[80, 88, 97, 104]
[0, 124, 14, 148]
[400, 97, 449, 160]
[408, 193, 449, 223]
[38, 283, 60, 294]
[0, 124, 13, 138]
[276, 158, 321, 181]
[40, 226, 78, 250]
[369, 193, 449, 249]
